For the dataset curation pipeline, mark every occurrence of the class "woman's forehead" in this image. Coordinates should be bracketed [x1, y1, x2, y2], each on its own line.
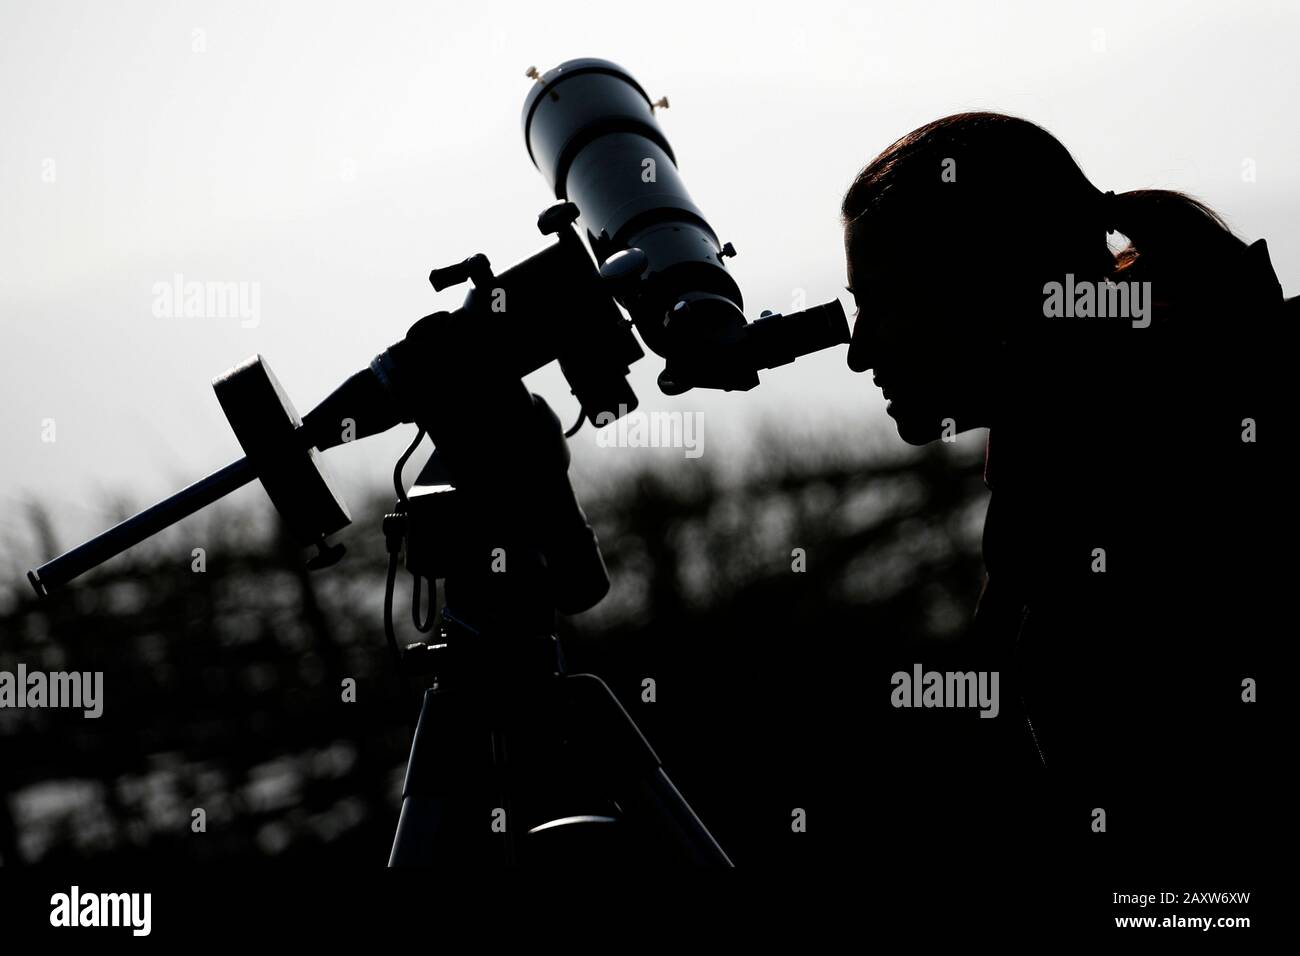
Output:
[847, 213, 987, 272]
[845, 220, 912, 276]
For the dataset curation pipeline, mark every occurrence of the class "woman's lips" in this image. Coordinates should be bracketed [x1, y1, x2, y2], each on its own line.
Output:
[873, 369, 903, 404]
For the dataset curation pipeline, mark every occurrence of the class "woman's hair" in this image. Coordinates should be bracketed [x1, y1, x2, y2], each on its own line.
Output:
[841, 112, 1246, 284]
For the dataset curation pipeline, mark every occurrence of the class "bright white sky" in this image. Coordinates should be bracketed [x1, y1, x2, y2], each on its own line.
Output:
[2, 0, 1298, 569]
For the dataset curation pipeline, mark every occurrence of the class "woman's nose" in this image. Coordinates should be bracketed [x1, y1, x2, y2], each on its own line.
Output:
[847, 312, 873, 372]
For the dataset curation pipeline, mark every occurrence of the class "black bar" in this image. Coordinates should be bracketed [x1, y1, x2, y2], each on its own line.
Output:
[26, 457, 256, 596]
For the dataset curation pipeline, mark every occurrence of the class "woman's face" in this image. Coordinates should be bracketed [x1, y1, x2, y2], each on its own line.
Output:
[844, 218, 1005, 445]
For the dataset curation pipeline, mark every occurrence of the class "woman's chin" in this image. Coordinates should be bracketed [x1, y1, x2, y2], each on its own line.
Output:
[888, 403, 942, 446]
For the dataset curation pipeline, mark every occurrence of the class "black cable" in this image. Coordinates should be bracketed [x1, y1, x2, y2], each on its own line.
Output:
[392, 426, 437, 633]
[382, 540, 415, 735]
[412, 574, 436, 632]
[384, 425, 428, 734]
[383, 549, 405, 678]
[393, 427, 427, 503]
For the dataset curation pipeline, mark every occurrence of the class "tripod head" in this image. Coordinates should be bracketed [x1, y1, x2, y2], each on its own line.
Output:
[26, 58, 850, 603]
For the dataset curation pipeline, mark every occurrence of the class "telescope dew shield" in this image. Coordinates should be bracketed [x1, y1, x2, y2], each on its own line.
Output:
[522, 59, 746, 364]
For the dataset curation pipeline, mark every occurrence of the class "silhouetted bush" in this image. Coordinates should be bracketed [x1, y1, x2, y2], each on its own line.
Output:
[0, 431, 988, 866]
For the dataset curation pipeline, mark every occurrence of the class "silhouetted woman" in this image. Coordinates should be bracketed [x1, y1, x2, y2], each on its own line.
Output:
[842, 113, 1289, 853]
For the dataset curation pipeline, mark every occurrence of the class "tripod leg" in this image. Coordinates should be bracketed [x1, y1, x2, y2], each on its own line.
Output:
[489, 725, 517, 866]
[389, 687, 455, 866]
[389, 686, 511, 866]
[617, 767, 735, 866]
[560, 673, 733, 866]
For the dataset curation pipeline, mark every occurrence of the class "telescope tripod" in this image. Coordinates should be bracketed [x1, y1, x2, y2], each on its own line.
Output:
[23, 190, 843, 866]
[383, 435, 732, 866]
[387, 606, 732, 866]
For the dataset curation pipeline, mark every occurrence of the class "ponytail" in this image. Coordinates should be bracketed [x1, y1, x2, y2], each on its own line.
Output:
[1106, 189, 1247, 277]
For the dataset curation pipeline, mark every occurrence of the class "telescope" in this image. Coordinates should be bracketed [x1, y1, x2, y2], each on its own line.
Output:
[523, 58, 849, 393]
[23, 59, 850, 867]
[27, 57, 849, 598]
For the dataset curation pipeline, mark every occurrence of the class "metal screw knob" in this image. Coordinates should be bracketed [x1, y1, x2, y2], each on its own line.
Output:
[537, 201, 580, 236]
